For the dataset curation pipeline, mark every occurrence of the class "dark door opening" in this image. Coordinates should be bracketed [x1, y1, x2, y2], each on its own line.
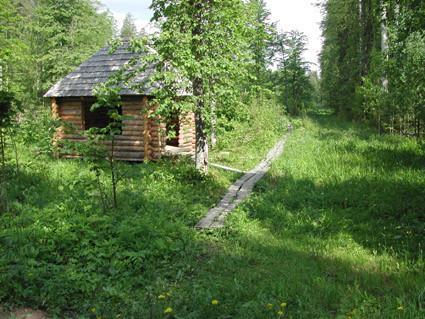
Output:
[166, 112, 180, 147]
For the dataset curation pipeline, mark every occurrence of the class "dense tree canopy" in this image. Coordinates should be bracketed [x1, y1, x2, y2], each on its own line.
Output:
[0, 0, 114, 105]
[274, 31, 313, 115]
[320, 0, 425, 137]
[120, 13, 138, 39]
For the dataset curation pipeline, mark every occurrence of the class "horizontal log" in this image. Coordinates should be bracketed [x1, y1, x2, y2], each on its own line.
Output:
[122, 116, 143, 122]
[124, 110, 143, 116]
[103, 140, 143, 147]
[114, 157, 144, 162]
[61, 115, 82, 121]
[62, 120, 83, 126]
[59, 104, 81, 112]
[107, 145, 145, 152]
[121, 132, 143, 138]
[122, 125, 143, 131]
[115, 135, 143, 141]
[61, 109, 82, 116]
[122, 120, 143, 126]
[113, 151, 144, 158]
[122, 104, 143, 110]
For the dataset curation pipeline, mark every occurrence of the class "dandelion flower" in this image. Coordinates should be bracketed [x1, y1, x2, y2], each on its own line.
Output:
[277, 310, 284, 316]
[266, 303, 273, 309]
[280, 302, 287, 308]
[164, 307, 173, 314]
[211, 299, 219, 305]
[158, 294, 166, 300]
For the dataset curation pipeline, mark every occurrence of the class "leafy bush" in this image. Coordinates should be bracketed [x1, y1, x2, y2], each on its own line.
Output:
[17, 106, 58, 155]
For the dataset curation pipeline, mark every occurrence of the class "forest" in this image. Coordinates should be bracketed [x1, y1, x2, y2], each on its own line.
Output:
[0, 0, 424, 318]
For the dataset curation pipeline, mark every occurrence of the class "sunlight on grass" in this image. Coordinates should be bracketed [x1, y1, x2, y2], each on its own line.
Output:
[1, 114, 423, 318]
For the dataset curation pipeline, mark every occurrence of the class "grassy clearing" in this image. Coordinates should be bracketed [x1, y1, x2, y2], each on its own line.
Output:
[209, 99, 289, 171]
[1, 109, 423, 318]
[0, 100, 287, 318]
[173, 113, 424, 319]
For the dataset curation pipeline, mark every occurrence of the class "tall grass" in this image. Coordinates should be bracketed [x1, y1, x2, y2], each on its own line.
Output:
[0, 111, 423, 318]
[178, 114, 424, 318]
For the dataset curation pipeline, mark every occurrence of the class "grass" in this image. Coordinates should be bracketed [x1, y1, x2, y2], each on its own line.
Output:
[178, 113, 424, 319]
[0, 108, 424, 318]
[209, 99, 289, 170]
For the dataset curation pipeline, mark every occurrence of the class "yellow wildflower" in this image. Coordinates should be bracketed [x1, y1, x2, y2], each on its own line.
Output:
[158, 294, 166, 300]
[397, 305, 404, 311]
[211, 299, 219, 305]
[164, 307, 173, 314]
[91, 307, 96, 313]
[266, 303, 273, 309]
[277, 310, 284, 316]
[166, 291, 172, 297]
[280, 302, 287, 308]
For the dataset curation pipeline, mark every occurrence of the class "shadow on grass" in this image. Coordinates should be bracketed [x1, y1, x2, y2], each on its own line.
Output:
[247, 173, 424, 259]
[0, 156, 231, 315]
[310, 113, 425, 170]
[340, 143, 425, 172]
[180, 230, 423, 318]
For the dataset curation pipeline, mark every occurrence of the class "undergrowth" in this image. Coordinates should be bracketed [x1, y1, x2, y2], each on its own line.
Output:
[1, 109, 423, 318]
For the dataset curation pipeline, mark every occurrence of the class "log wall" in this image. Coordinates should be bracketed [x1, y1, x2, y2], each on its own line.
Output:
[178, 112, 196, 153]
[53, 97, 194, 161]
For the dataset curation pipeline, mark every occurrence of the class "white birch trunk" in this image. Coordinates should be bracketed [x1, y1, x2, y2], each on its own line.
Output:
[381, 0, 389, 90]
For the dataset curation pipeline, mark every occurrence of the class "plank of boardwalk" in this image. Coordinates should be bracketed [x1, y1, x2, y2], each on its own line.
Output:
[196, 133, 290, 229]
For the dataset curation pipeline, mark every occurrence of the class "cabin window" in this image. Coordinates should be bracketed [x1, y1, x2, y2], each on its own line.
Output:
[83, 101, 122, 133]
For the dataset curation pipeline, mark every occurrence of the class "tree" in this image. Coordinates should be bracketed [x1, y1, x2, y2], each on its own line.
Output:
[145, 0, 250, 173]
[120, 13, 138, 39]
[320, 0, 425, 137]
[320, 0, 362, 117]
[0, 0, 31, 100]
[0, 0, 115, 105]
[275, 31, 313, 115]
[247, 0, 276, 85]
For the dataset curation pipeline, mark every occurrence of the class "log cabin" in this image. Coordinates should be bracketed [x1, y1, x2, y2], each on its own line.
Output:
[44, 43, 195, 161]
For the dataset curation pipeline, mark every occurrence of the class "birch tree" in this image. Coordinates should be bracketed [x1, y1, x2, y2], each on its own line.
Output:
[148, 0, 250, 173]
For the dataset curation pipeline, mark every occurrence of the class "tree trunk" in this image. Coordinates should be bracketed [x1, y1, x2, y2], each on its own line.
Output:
[194, 79, 208, 174]
[0, 128, 5, 169]
[191, 0, 209, 173]
[381, 0, 389, 90]
[210, 98, 217, 148]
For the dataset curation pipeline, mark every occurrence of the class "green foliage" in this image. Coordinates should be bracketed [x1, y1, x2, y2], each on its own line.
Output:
[120, 13, 138, 39]
[320, 0, 363, 117]
[246, 0, 276, 85]
[274, 31, 314, 115]
[0, 101, 286, 317]
[141, 0, 253, 171]
[321, 0, 425, 137]
[17, 106, 58, 155]
[181, 114, 424, 318]
[0, 0, 114, 105]
[0, 90, 20, 172]
[210, 95, 288, 171]
[30, 0, 114, 97]
[0, 90, 17, 125]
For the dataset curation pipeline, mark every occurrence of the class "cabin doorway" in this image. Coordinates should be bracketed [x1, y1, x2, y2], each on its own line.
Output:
[166, 112, 180, 147]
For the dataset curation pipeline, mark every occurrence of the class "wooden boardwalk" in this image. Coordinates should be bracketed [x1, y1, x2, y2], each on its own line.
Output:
[196, 133, 290, 229]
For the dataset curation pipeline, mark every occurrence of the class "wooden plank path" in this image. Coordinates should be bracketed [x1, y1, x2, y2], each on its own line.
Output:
[196, 132, 291, 229]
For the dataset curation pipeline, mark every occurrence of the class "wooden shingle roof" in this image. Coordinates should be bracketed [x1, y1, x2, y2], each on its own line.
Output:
[44, 42, 157, 97]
